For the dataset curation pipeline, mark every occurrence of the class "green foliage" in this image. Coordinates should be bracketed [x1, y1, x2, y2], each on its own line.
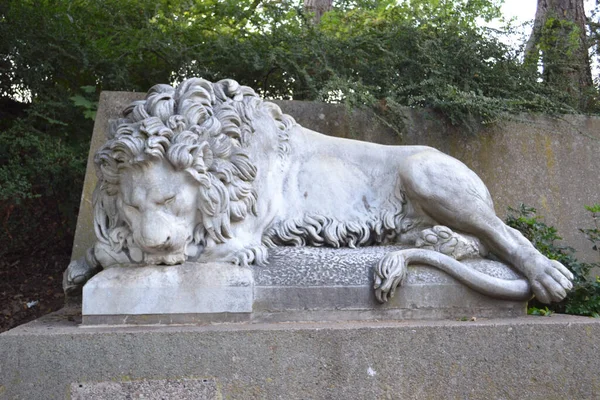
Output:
[527, 306, 553, 316]
[0, 117, 86, 251]
[0, 123, 85, 201]
[580, 204, 600, 256]
[0, 0, 597, 260]
[536, 17, 595, 110]
[2, 0, 585, 121]
[540, 18, 582, 59]
[70, 86, 98, 121]
[506, 204, 577, 267]
[506, 204, 600, 317]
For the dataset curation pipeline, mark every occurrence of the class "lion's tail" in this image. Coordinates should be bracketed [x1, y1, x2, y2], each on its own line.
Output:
[373, 249, 532, 303]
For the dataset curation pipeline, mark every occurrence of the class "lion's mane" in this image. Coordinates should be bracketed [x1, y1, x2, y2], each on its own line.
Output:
[93, 77, 408, 265]
[93, 78, 295, 254]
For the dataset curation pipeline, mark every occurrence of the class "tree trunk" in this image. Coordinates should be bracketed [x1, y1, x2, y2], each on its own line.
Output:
[525, 0, 593, 110]
[304, 0, 333, 24]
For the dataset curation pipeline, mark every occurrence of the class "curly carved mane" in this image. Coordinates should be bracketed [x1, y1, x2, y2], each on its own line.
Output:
[93, 78, 295, 253]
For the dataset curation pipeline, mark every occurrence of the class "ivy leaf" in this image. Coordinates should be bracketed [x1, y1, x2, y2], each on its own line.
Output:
[83, 110, 97, 121]
[70, 95, 93, 109]
[81, 86, 96, 94]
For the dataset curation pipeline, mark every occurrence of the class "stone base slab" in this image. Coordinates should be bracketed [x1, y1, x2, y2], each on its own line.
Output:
[82, 246, 527, 324]
[1, 308, 599, 399]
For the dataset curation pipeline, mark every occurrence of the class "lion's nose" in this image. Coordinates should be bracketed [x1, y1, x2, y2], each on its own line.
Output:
[141, 238, 173, 253]
[138, 226, 173, 252]
[145, 236, 171, 248]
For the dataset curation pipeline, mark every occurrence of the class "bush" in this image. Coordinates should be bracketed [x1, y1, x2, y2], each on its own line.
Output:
[0, 122, 86, 257]
[506, 204, 600, 317]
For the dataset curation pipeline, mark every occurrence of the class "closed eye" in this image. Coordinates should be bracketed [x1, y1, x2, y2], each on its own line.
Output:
[160, 195, 176, 206]
[126, 203, 140, 211]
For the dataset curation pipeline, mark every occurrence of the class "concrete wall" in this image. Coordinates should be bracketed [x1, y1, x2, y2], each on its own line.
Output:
[72, 93, 600, 262]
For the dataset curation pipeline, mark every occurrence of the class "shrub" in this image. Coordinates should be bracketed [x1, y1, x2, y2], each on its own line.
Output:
[506, 204, 600, 317]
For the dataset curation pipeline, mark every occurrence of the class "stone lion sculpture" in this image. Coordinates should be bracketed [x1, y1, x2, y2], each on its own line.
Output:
[64, 77, 573, 305]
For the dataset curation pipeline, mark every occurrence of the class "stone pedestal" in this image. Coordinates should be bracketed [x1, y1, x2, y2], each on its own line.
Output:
[82, 246, 527, 325]
[1, 309, 599, 399]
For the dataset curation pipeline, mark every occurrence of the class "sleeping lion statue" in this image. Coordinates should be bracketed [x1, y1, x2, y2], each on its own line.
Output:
[64, 77, 573, 305]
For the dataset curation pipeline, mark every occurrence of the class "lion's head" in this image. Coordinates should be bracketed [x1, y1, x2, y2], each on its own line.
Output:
[92, 78, 293, 265]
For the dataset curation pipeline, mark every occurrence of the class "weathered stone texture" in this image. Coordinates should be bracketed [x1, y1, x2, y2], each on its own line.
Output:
[70, 379, 218, 400]
[261, 246, 521, 286]
[81, 246, 526, 324]
[1, 310, 599, 399]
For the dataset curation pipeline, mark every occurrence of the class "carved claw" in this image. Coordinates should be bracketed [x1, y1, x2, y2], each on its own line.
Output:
[374, 252, 408, 303]
[415, 225, 483, 260]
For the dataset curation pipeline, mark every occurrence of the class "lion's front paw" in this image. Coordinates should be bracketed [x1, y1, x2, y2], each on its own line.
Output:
[228, 245, 269, 267]
[62, 258, 98, 295]
[415, 225, 483, 260]
[374, 252, 408, 303]
[526, 255, 574, 304]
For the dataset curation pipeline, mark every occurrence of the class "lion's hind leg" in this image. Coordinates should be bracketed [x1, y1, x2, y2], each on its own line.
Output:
[398, 149, 573, 304]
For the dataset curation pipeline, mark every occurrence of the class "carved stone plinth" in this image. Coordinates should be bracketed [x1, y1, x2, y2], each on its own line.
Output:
[82, 246, 526, 325]
[83, 263, 253, 321]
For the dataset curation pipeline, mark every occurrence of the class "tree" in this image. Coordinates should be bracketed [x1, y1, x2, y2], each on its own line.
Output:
[304, 0, 333, 23]
[525, 0, 594, 110]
